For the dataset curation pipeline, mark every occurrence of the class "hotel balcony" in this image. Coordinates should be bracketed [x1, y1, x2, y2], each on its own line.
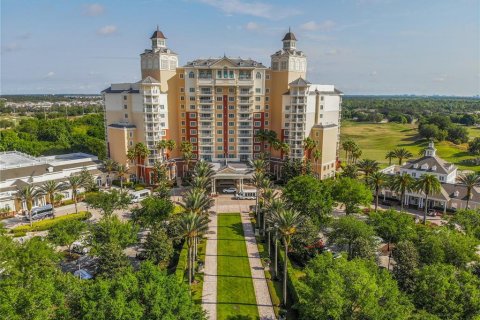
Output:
[199, 131, 213, 137]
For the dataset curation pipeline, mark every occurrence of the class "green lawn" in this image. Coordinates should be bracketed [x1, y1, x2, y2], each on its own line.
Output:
[340, 121, 480, 171]
[217, 213, 259, 320]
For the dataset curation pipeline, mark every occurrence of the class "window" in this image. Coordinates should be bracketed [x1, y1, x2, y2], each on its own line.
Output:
[228, 105, 235, 110]
[216, 88, 223, 93]
[321, 96, 324, 101]
[254, 114, 261, 119]
[189, 71, 195, 78]
[181, 113, 185, 118]
[255, 88, 261, 94]
[265, 121, 269, 125]
[229, 146, 235, 151]
[217, 130, 223, 134]
[266, 74, 270, 80]
[180, 73, 184, 79]
[180, 87, 185, 93]
[190, 137, 197, 143]
[129, 132, 133, 138]
[123, 96, 127, 100]
[228, 113, 235, 118]
[228, 97, 235, 102]
[216, 97, 223, 101]
[159, 105, 165, 110]
[265, 105, 269, 110]
[266, 89, 270, 94]
[216, 114, 223, 118]
[190, 129, 197, 135]
[124, 114, 128, 119]
[255, 105, 261, 110]
[254, 121, 261, 127]
[217, 146, 223, 151]
[189, 87, 195, 93]
[181, 128, 186, 134]
[320, 105, 324, 110]
[217, 138, 223, 142]
[180, 96, 185, 101]
[229, 122, 234, 126]
[124, 105, 127, 109]
[229, 71, 234, 79]
[255, 97, 261, 102]
[181, 121, 185, 125]
[189, 113, 196, 118]
[190, 105, 195, 110]
[229, 138, 235, 143]
[256, 72, 262, 79]
[229, 130, 234, 134]
[265, 113, 269, 118]
[265, 97, 269, 102]
[129, 141, 133, 146]
[190, 121, 197, 127]
[181, 104, 185, 109]
[217, 121, 223, 126]
[216, 105, 222, 110]
[281, 61, 287, 70]
[189, 96, 195, 101]
[229, 88, 235, 93]
[254, 145, 260, 151]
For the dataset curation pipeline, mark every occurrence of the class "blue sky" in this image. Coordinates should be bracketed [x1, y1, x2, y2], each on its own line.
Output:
[1, 0, 479, 96]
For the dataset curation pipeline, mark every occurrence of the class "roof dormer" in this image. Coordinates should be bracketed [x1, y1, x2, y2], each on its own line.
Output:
[454, 190, 460, 197]
[421, 163, 429, 170]
[432, 165, 437, 171]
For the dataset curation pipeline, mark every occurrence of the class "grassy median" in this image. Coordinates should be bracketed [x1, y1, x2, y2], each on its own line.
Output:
[217, 213, 258, 320]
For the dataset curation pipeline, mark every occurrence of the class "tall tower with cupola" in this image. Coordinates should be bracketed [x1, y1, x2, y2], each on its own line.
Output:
[269, 29, 307, 157]
[140, 27, 179, 92]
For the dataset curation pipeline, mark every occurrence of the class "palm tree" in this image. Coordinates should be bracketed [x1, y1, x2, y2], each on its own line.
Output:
[351, 147, 362, 164]
[390, 173, 415, 211]
[267, 199, 284, 277]
[134, 143, 150, 183]
[156, 140, 169, 162]
[341, 164, 359, 179]
[458, 173, 480, 209]
[312, 149, 322, 176]
[357, 159, 380, 182]
[303, 137, 316, 161]
[367, 171, 388, 210]
[252, 172, 270, 229]
[414, 174, 441, 224]
[254, 129, 269, 153]
[278, 141, 290, 159]
[182, 188, 214, 215]
[17, 185, 42, 227]
[178, 212, 210, 285]
[166, 139, 176, 159]
[268, 209, 304, 306]
[39, 181, 64, 218]
[385, 151, 396, 166]
[103, 158, 117, 187]
[116, 164, 128, 190]
[393, 148, 413, 165]
[126, 147, 137, 181]
[342, 139, 357, 164]
[249, 158, 268, 174]
[190, 175, 211, 192]
[182, 151, 194, 176]
[64, 175, 86, 214]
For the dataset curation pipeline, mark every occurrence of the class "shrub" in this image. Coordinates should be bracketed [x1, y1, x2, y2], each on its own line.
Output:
[60, 199, 75, 206]
[10, 211, 92, 236]
[175, 240, 188, 281]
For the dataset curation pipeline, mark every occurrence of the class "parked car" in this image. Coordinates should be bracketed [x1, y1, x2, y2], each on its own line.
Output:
[428, 209, 438, 217]
[222, 187, 237, 194]
[71, 241, 90, 255]
[24, 204, 54, 221]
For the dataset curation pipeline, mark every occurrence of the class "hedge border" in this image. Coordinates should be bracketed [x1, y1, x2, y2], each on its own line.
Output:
[10, 211, 92, 236]
[175, 240, 188, 281]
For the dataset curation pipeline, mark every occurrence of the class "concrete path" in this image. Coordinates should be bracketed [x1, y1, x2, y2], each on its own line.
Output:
[202, 212, 218, 320]
[240, 211, 276, 320]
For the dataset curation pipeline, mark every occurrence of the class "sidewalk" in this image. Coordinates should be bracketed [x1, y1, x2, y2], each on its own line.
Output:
[240, 211, 276, 320]
[202, 212, 218, 320]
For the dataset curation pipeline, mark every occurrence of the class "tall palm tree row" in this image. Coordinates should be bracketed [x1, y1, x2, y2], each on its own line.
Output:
[39, 181, 65, 218]
[178, 211, 210, 285]
[389, 173, 415, 211]
[458, 173, 480, 209]
[129, 143, 150, 183]
[182, 188, 214, 215]
[16, 185, 43, 227]
[267, 208, 304, 306]
[180, 141, 194, 175]
[414, 174, 441, 224]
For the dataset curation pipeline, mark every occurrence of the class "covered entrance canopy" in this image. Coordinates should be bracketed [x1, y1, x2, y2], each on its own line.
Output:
[211, 162, 254, 194]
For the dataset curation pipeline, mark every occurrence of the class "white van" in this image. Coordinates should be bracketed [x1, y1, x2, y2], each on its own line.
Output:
[129, 189, 152, 203]
[234, 189, 257, 200]
[25, 204, 54, 221]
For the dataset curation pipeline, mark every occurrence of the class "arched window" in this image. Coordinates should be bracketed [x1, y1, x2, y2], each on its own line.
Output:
[189, 71, 195, 79]
[256, 72, 262, 79]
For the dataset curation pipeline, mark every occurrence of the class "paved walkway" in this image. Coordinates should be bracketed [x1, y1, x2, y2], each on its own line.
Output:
[202, 212, 218, 320]
[240, 211, 276, 320]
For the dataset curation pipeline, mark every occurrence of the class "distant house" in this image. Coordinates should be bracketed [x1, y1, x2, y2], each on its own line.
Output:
[381, 141, 479, 212]
[0, 151, 106, 214]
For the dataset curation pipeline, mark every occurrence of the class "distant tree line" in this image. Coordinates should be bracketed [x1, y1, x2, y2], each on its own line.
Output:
[0, 113, 106, 159]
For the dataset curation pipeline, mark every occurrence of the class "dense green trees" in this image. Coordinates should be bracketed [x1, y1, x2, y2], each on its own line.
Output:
[0, 114, 106, 158]
[333, 178, 373, 214]
[368, 210, 416, 250]
[85, 190, 131, 218]
[298, 253, 414, 320]
[282, 175, 334, 226]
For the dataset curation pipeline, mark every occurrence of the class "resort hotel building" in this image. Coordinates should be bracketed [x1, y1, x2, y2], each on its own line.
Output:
[103, 28, 342, 185]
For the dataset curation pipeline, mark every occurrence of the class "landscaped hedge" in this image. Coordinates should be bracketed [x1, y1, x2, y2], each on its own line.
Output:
[10, 211, 92, 237]
[278, 249, 301, 306]
[175, 240, 188, 281]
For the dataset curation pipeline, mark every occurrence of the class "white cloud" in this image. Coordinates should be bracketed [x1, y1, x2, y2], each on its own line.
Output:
[196, 0, 300, 19]
[84, 3, 105, 16]
[245, 22, 260, 31]
[300, 20, 335, 31]
[325, 48, 341, 56]
[44, 71, 55, 78]
[432, 74, 447, 82]
[97, 25, 117, 36]
[370, 71, 378, 76]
